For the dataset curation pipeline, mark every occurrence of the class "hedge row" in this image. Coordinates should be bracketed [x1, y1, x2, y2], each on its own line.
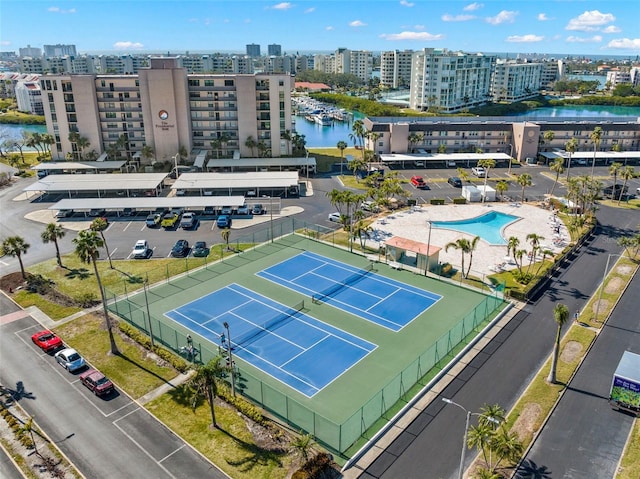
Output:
[118, 322, 189, 373]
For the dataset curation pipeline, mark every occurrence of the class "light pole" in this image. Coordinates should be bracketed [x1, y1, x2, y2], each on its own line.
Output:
[442, 397, 500, 479]
[222, 321, 236, 396]
[424, 220, 432, 277]
[594, 253, 621, 322]
[142, 280, 155, 347]
[172, 152, 179, 177]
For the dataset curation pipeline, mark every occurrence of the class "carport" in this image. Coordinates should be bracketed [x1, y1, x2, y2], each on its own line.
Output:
[32, 160, 130, 175]
[172, 171, 300, 197]
[380, 152, 512, 169]
[23, 173, 167, 199]
[539, 151, 640, 167]
[205, 157, 316, 175]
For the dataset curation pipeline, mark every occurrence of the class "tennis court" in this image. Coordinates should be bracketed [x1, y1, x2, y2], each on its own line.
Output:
[164, 283, 376, 397]
[257, 251, 442, 331]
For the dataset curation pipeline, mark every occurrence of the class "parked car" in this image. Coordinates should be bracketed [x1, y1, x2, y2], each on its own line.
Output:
[171, 239, 190, 257]
[361, 201, 380, 213]
[179, 212, 198, 229]
[79, 368, 115, 396]
[576, 159, 588, 166]
[220, 206, 233, 215]
[328, 212, 342, 222]
[203, 206, 215, 216]
[448, 176, 462, 187]
[192, 241, 209, 257]
[132, 240, 152, 259]
[471, 167, 487, 177]
[88, 208, 106, 217]
[603, 184, 628, 198]
[251, 204, 265, 215]
[216, 215, 232, 228]
[31, 330, 63, 353]
[410, 175, 428, 189]
[55, 209, 74, 219]
[161, 212, 179, 229]
[122, 208, 135, 217]
[145, 213, 162, 227]
[236, 204, 250, 215]
[54, 348, 86, 372]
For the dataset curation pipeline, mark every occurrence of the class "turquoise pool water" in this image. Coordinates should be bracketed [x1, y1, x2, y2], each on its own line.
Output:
[431, 211, 520, 245]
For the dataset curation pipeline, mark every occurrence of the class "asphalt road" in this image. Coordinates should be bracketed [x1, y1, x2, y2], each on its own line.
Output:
[0, 302, 229, 479]
[519, 269, 640, 478]
[354, 204, 638, 479]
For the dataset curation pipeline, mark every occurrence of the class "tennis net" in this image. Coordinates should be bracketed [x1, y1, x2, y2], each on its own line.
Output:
[312, 263, 374, 303]
[231, 300, 305, 350]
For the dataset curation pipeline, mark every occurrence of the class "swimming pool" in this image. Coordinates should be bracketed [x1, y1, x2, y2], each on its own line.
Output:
[431, 211, 520, 245]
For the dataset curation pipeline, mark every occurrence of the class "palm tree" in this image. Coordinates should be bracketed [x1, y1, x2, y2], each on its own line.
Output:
[495, 180, 508, 201]
[140, 144, 154, 165]
[456, 167, 470, 184]
[478, 158, 496, 202]
[1, 236, 30, 279]
[210, 138, 221, 159]
[589, 126, 603, 178]
[543, 130, 555, 152]
[244, 136, 257, 157]
[221, 228, 231, 251]
[547, 303, 569, 383]
[280, 129, 292, 156]
[608, 162, 622, 199]
[73, 230, 118, 354]
[549, 157, 565, 197]
[188, 356, 228, 428]
[507, 236, 520, 261]
[565, 138, 578, 180]
[445, 238, 471, 279]
[526, 233, 545, 273]
[336, 140, 348, 176]
[465, 236, 481, 278]
[618, 166, 635, 205]
[351, 119, 366, 162]
[41, 223, 66, 267]
[90, 218, 113, 269]
[517, 173, 532, 203]
[352, 220, 373, 252]
[290, 432, 315, 463]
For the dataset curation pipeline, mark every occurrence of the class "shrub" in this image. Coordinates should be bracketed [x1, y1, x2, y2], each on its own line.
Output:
[74, 292, 98, 308]
[439, 263, 453, 277]
[430, 198, 446, 205]
[452, 197, 467, 205]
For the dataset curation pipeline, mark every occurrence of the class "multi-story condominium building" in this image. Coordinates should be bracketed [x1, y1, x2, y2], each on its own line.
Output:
[490, 60, 543, 102]
[380, 50, 413, 89]
[540, 61, 559, 89]
[0, 73, 40, 98]
[15, 81, 44, 114]
[631, 67, 640, 87]
[313, 49, 372, 83]
[39, 57, 294, 162]
[268, 44, 282, 57]
[43, 44, 77, 58]
[409, 48, 496, 113]
[313, 54, 335, 75]
[19, 45, 41, 58]
[363, 116, 640, 163]
[18, 57, 46, 74]
[294, 55, 312, 73]
[266, 55, 294, 74]
[606, 70, 632, 89]
[96, 55, 150, 74]
[246, 43, 261, 57]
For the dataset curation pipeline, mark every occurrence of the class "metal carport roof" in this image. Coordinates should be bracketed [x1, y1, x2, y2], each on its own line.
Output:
[172, 172, 300, 190]
[32, 161, 128, 171]
[48, 196, 246, 211]
[205, 157, 316, 169]
[23, 173, 167, 192]
[379, 153, 512, 163]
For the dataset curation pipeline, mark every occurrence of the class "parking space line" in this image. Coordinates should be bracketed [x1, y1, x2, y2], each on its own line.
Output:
[123, 221, 132, 232]
[158, 444, 185, 464]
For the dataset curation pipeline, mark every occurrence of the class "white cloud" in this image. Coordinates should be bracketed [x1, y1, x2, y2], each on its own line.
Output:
[566, 10, 615, 32]
[349, 20, 367, 27]
[380, 31, 444, 41]
[304, 7, 315, 14]
[566, 35, 603, 43]
[442, 14, 475, 22]
[0, 40, 11, 46]
[113, 41, 144, 50]
[603, 25, 621, 34]
[48, 6, 75, 14]
[400, 0, 414, 7]
[414, 24, 425, 31]
[271, 2, 293, 10]
[606, 38, 640, 50]
[325, 26, 334, 31]
[507, 34, 543, 43]
[464, 2, 483, 11]
[486, 10, 518, 25]
[537, 13, 551, 21]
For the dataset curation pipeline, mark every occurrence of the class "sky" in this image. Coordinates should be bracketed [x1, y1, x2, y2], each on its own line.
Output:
[1, 0, 639, 57]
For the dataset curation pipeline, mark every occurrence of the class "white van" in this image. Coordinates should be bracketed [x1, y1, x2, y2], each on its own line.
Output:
[413, 160, 425, 167]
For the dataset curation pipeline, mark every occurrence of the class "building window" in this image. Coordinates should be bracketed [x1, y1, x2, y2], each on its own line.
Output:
[224, 79, 234, 87]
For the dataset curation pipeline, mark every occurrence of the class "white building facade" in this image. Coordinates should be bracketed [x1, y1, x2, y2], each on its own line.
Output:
[380, 50, 413, 89]
[490, 60, 543, 102]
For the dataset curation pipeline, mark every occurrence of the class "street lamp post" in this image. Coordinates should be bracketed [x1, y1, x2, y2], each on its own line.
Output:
[594, 253, 621, 322]
[222, 321, 236, 396]
[442, 397, 500, 479]
[142, 280, 155, 347]
[172, 153, 179, 176]
[424, 220, 432, 277]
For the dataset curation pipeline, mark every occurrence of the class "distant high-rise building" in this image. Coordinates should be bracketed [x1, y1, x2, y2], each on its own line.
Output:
[380, 50, 413, 89]
[43, 44, 77, 58]
[268, 44, 282, 56]
[19, 45, 41, 58]
[491, 60, 543, 102]
[246, 44, 261, 57]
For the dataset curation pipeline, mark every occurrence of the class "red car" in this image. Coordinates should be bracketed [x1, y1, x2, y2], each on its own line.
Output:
[410, 175, 428, 189]
[79, 369, 115, 396]
[31, 330, 63, 353]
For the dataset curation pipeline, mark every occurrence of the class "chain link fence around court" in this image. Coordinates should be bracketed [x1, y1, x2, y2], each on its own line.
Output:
[104, 223, 506, 456]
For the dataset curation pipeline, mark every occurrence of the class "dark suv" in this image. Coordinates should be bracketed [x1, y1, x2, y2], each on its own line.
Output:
[171, 239, 190, 257]
[447, 176, 462, 187]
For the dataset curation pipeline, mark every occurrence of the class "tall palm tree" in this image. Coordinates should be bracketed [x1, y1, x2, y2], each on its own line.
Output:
[565, 137, 578, 180]
[336, 140, 348, 176]
[549, 157, 565, 197]
[517, 173, 532, 203]
[41, 223, 66, 267]
[445, 238, 471, 279]
[351, 119, 366, 162]
[280, 129, 292, 156]
[140, 144, 154, 165]
[526, 233, 545, 273]
[221, 228, 231, 251]
[589, 126, 603, 178]
[618, 166, 635, 205]
[187, 356, 228, 429]
[1, 236, 30, 279]
[73, 229, 118, 354]
[244, 136, 257, 157]
[507, 236, 520, 260]
[495, 180, 508, 201]
[465, 236, 481, 278]
[547, 303, 569, 383]
[478, 158, 496, 202]
[543, 130, 555, 152]
[608, 162, 622, 199]
[352, 219, 373, 252]
[90, 218, 113, 269]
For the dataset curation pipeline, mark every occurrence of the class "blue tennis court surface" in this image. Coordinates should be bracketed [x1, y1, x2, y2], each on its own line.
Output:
[164, 283, 376, 397]
[257, 251, 442, 331]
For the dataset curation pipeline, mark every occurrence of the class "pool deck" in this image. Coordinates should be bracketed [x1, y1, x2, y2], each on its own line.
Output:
[367, 202, 568, 277]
